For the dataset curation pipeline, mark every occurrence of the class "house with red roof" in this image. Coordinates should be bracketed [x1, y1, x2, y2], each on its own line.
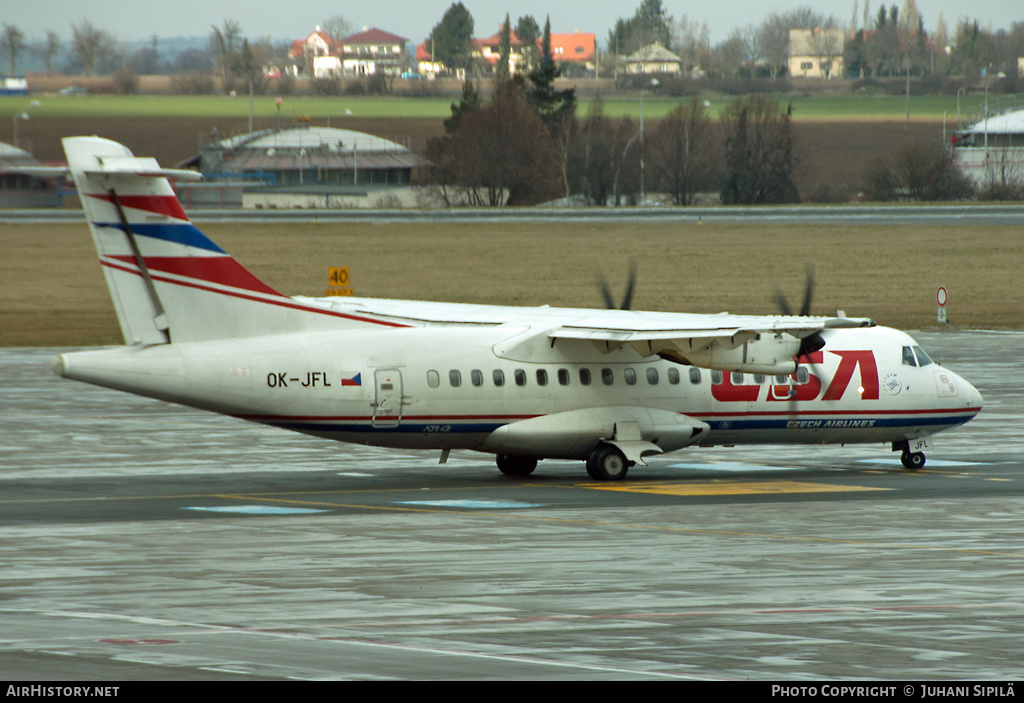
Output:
[290, 27, 339, 76]
[338, 27, 409, 76]
[417, 28, 596, 76]
[291, 26, 409, 77]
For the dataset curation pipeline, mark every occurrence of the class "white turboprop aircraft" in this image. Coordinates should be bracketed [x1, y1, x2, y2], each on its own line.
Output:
[52, 136, 982, 480]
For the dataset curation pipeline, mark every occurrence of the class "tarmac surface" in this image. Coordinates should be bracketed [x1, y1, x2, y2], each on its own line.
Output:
[1, 330, 1022, 680]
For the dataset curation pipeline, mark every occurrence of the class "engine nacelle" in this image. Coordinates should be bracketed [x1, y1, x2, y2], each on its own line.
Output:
[481, 406, 710, 460]
[659, 332, 802, 375]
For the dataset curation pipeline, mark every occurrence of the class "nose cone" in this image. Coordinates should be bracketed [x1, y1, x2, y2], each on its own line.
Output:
[964, 378, 983, 413]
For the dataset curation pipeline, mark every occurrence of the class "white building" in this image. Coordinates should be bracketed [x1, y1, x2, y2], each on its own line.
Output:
[789, 28, 845, 79]
[953, 108, 1024, 187]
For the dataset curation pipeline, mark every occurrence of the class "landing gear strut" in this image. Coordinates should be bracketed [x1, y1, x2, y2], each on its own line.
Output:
[586, 444, 631, 481]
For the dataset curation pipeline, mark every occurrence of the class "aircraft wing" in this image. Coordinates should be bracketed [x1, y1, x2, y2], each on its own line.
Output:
[548, 313, 874, 374]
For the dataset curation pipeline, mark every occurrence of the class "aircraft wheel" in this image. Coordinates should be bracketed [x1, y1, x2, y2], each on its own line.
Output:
[901, 451, 926, 470]
[496, 454, 538, 477]
[588, 445, 629, 481]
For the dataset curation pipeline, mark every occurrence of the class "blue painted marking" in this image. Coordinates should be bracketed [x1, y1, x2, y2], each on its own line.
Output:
[95, 222, 225, 253]
[396, 499, 542, 509]
[856, 459, 986, 467]
[184, 505, 328, 515]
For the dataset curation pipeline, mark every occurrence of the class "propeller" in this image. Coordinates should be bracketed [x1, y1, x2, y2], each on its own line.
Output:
[773, 265, 827, 411]
[774, 265, 825, 360]
[599, 261, 638, 310]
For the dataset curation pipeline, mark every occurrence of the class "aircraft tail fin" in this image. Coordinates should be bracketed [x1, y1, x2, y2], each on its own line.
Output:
[63, 136, 356, 345]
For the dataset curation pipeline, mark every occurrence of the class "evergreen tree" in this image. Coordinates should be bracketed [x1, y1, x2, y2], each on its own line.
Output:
[527, 16, 576, 135]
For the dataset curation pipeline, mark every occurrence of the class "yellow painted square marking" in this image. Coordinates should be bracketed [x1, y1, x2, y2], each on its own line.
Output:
[589, 480, 891, 496]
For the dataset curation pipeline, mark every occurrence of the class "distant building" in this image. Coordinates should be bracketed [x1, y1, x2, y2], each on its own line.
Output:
[0, 141, 61, 208]
[338, 27, 409, 76]
[952, 108, 1024, 186]
[291, 27, 338, 76]
[623, 43, 683, 75]
[789, 28, 845, 79]
[417, 28, 597, 76]
[195, 125, 430, 209]
[291, 26, 409, 77]
[0, 77, 28, 96]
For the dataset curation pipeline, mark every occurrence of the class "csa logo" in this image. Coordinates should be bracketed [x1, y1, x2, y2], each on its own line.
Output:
[882, 372, 902, 396]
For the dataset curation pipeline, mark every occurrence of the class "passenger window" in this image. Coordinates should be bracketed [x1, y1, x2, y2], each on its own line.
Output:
[731, 372, 744, 385]
[427, 370, 440, 388]
[601, 368, 614, 385]
[668, 367, 680, 384]
[711, 370, 723, 385]
[753, 374, 764, 384]
[646, 368, 659, 385]
[579, 368, 591, 385]
[558, 368, 570, 386]
[493, 369, 505, 386]
[536, 369, 548, 386]
[796, 367, 809, 384]
[449, 370, 461, 387]
[515, 369, 526, 386]
[471, 369, 483, 387]
[687, 368, 699, 385]
[913, 346, 933, 367]
[902, 346, 916, 367]
[624, 368, 637, 385]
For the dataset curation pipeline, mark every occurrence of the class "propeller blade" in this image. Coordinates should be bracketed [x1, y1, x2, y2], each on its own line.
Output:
[800, 265, 815, 317]
[599, 277, 616, 310]
[774, 265, 816, 317]
[620, 262, 637, 311]
[599, 263, 638, 310]
[773, 289, 793, 316]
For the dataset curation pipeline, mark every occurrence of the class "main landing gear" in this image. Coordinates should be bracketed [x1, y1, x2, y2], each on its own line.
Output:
[495, 444, 635, 481]
[495, 454, 538, 477]
[586, 444, 631, 481]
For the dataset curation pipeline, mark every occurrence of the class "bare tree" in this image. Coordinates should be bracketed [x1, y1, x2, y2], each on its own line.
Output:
[715, 28, 749, 78]
[70, 19, 113, 76]
[33, 30, 62, 74]
[1, 23, 27, 75]
[979, 148, 1024, 200]
[648, 99, 720, 205]
[426, 84, 558, 206]
[867, 139, 974, 201]
[568, 99, 640, 206]
[321, 15, 353, 42]
[720, 96, 800, 204]
[209, 19, 242, 79]
[671, 15, 710, 73]
[757, 14, 791, 79]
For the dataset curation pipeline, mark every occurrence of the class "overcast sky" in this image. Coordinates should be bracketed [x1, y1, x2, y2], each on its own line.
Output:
[4, 0, 1020, 47]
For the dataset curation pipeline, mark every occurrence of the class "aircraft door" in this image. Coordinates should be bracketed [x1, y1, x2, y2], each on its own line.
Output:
[372, 368, 403, 427]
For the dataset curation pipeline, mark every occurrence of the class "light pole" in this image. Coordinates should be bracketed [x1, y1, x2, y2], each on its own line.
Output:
[12, 100, 41, 150]
[639, 78, 659, 205]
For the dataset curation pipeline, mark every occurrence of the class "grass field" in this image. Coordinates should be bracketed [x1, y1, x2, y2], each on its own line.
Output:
[2, 221, 1020, 348]
[0, 92, 992, 123]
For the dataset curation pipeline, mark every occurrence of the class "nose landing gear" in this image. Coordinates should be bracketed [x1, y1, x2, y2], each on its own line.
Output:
[893, 439, 928, 471]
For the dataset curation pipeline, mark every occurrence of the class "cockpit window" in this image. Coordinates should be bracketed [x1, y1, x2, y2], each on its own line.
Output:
[903, 345, 935, 368]
[902, 346, 917, 367]
[912, 346, 933, 367]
